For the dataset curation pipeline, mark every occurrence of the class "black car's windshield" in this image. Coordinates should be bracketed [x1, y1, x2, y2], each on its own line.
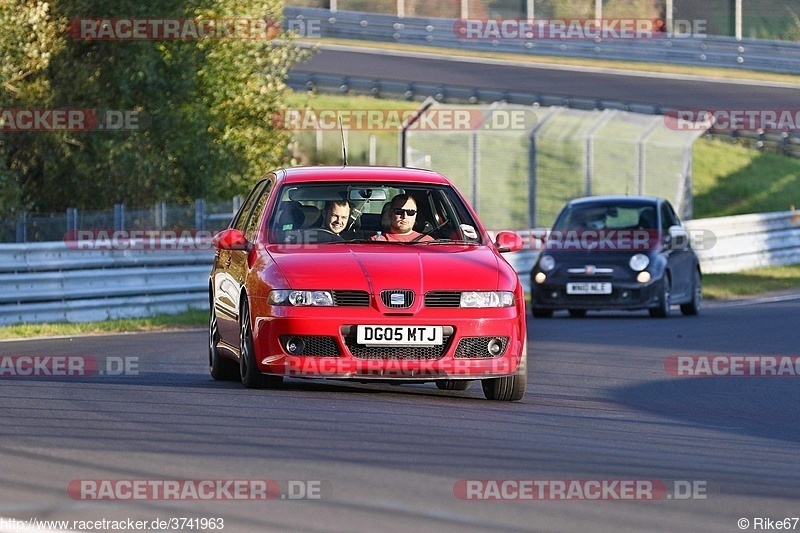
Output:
[552, 203, 657, 231]
[266, 182, 483, 245]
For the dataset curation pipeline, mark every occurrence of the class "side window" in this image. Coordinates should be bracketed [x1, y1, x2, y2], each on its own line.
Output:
[244, 179, 274, 242]
[232, 179, 269, 232]
[660, 203, 677, 231]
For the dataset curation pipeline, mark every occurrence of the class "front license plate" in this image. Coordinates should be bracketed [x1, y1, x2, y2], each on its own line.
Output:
[567, 282, 612, 295]
[356, 325, 443, 346]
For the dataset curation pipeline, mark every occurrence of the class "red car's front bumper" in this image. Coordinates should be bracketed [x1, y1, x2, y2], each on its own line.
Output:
[249, 304, 525, 381]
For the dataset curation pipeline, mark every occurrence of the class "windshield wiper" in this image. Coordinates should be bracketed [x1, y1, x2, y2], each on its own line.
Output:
[417, 239, 480, 245]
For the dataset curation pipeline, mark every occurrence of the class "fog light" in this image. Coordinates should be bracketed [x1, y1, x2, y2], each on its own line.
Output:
[487, 338, 504, 356]
[534, 272, 546, 284]
[637, 271, 651, 283]
[621, 290, 630, 298]
[551, 292, 558, 298]
[285, 337, 305, 355]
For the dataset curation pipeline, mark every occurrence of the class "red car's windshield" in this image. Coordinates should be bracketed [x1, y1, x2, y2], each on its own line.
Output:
[266, 183, 483, 245]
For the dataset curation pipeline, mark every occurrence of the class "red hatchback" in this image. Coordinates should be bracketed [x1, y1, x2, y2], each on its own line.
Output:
[209, 166, 527, 400]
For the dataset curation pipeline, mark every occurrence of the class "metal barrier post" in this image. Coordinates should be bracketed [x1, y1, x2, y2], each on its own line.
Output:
[114, 204, 125, 231]
[16, 212, 27, 243]
[195, 199, 206, 231]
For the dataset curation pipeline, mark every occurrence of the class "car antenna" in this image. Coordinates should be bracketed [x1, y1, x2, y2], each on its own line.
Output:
[339, 117, 348, 166]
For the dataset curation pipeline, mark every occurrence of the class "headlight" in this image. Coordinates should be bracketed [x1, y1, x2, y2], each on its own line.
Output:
[268, 290, 334, 306]
[629, 254, 650, 272]
[539, 255, 556, 272]
[460, 291, 515, 308]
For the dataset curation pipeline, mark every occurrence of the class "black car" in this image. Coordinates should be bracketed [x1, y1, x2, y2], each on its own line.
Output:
[529, 196, 701, 318]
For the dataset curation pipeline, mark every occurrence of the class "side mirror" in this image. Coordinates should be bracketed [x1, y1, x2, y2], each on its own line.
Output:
[212, 228, 250, 251]
[667, 225, 689, 250]
[495, 231, 524, 253]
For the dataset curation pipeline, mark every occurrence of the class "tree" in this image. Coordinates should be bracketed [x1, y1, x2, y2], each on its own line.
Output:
[0, 0, 306, 217]
[0, 1, 64, 216]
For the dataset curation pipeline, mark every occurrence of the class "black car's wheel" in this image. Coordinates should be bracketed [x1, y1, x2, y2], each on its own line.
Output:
[531, 308, 553, 318]
[568, 309, 587, 318]
[482, 341, 527, 401]
[681, 270, 702, 316]
[649, 277, 671, 318]
[436, 380, 471, 391]
[239, 299, 282, 389]
[209, 302, 239, 381]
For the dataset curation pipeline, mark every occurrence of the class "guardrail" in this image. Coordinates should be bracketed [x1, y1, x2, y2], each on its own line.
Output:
[0, 210, 797, 325]
[285, 7, 800, 75]
[684, 209, 800, 273]
[0, 243, 212, 325]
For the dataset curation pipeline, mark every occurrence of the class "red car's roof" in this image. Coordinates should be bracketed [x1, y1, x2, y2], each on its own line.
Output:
[276, 166, 452, 185]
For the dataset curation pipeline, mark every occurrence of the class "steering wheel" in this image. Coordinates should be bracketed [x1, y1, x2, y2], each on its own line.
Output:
[303, 228, 344, 242]
[410, 217, 450, 243]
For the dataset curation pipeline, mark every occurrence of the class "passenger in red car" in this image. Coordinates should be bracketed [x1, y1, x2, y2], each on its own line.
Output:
[370, 194, 434, 242]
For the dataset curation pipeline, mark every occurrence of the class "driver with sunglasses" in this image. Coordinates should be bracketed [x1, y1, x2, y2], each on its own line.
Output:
[370, 193, 434, 242]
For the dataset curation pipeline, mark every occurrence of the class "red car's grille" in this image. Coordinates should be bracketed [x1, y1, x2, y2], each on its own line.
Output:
[332, 291, 370, 307]
[380, 289, 414, 308]
[343, 335, 452, 360]
[424, 291, 461, 308]
[454, 336, 509, 358]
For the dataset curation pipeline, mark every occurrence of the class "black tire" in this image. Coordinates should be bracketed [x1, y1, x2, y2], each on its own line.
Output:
[239, 299, 282, 389]
[568, 309, 587, 318]
[680, 270, 702, 316]
[482, 341, 527, 401]
[436, 380, 471, 391]
[649, 277, 671, 318]
[531, 308, 553, 318]
[209, 302, 239, 381]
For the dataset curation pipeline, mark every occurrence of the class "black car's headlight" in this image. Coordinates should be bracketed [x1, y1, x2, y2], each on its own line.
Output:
[539, 255, 556, 272]
[629, 254, 650, 272]
[268, 290, 334, 306]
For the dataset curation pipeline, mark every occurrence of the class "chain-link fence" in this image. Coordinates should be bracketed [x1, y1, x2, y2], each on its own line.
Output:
[405, 103, 706, 229]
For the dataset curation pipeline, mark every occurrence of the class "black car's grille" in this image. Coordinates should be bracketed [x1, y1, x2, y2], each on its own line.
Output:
[332, 290, 370, 307]
[381, 289, 414, 308]
[344, 335, 452, 360]
[279, 335, 340, 357]
[425, 291, 462, 308]
[454, 336, 509, 358]
[539, 287, 642, 304]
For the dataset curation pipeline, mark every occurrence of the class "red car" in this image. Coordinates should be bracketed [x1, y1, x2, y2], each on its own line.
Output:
[208, 166, 527, 401]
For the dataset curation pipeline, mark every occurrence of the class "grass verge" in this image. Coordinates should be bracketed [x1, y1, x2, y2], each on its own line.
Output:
[0, 309, 207, 341]
[702, 265, 800, 300]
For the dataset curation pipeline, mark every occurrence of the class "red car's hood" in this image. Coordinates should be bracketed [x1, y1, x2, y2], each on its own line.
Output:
[266, 244, 506, 292]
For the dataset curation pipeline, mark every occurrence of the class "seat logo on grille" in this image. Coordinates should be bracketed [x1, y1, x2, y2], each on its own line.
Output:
[390, 293, 405, 306]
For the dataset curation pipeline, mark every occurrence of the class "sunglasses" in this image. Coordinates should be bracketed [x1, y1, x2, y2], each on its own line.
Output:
[392, 208, 417, 217]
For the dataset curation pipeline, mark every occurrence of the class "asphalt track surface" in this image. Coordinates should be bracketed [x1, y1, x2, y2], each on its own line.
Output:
[293, 45, 800, 110]
[1, 297, 799, 532]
